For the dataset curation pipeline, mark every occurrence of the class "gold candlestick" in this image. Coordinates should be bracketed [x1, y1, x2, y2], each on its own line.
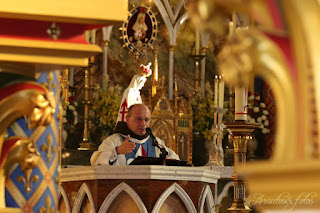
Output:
[225, 120, 260, 213]
[79, 57, 96, 150]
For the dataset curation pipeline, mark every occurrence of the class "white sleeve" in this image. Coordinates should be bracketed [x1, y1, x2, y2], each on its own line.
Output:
[90, 134, 122, 166]
[156, 137, 180, 160]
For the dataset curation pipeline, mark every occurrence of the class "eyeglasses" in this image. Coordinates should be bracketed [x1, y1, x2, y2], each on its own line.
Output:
[129, 116, 151, 123]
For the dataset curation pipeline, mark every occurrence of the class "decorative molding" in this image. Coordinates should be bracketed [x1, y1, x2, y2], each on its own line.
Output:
[72, 183, 96, 213]
[199, 185, 215, 213]
[59, 186, 71, 213]
[152, 182, 197, 213]
[98, 182, 147, 213]
[217, 181, 234, 205]
[61, 165, 220, 184]
[210, 166, 234, 178]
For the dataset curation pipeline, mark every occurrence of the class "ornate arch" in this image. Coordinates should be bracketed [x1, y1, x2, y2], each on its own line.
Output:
[58, 186, 71, 213]
[217, 181, 234, 205]
[151, 118, 175, 149]
[198, 185, 215, 213]
[72, 183, 96, 213]
[152, 182, 196, 213]
[98, 182, 147, 213]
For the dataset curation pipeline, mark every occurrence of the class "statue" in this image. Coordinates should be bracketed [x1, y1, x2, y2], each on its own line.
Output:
[117, 63, 152, 122]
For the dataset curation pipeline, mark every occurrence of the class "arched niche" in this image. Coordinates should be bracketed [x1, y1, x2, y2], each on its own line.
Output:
[152, 183, 196, 213]
[98, 182, 147, 213]
[151, 119, 175, 149]
[58, 186, 71, 213]
[198, 185, 215, 213]
[72, 183, 96, 213]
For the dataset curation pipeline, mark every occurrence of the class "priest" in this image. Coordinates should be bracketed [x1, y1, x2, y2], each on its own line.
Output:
[91, 104, 179, 165]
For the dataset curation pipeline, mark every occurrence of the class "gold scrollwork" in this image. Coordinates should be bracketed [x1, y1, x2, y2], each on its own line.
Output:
[1, 137, 40, 207]
[0, 81, 56, 208]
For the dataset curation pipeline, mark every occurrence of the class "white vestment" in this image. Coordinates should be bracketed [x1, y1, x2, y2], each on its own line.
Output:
[90, 134, 179, 166]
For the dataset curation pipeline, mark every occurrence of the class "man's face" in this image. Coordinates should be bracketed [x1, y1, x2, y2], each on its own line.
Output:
[126, 105, 151, 136]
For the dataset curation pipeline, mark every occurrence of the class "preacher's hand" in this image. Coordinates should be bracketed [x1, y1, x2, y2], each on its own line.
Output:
[116, 135, 136, 155]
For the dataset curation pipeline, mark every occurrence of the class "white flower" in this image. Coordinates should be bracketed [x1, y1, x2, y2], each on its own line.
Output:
[263, 110, 269, 115]
[62, 110, 66, 116]
[248, 95, 255, 101]
[74, 118, 78, 126]
[261, 115, 267, 120]
[259, 124, 264, 129]
[68, 105, 75, 111]
[262, 128, 269, 134]
[260, 103, 266, 108]
[257, 117, 262, 123]
[247, 115, 252, 120]
[255, 96, 260, 100]
[264, 120, 269, 126]
[63, 117, 68, 123]
[73, 111, 78, 116]
[73, 101, 78, 107]
[253, 107, 260, 113]
[247, 103, 253, 109]
[250, 118, 256, 123]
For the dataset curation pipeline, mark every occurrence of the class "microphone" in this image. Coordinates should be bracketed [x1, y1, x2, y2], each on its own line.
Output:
[146, 127, 168, 160]
[146, 127, 157, 146]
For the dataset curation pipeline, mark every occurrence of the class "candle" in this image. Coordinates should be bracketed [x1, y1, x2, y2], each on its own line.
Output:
[229, 21, 234, 39]
[195, 28, 200, 55]
[235, 86, 248, 120]
[214, 75, 219, 108]
[218, 75, 224, 108]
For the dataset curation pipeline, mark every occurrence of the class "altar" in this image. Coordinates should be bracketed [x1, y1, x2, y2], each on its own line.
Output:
[60, 165, 220, 213]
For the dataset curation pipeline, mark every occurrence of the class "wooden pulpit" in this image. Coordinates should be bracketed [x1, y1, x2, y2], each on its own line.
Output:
[60, 165, 220, 213]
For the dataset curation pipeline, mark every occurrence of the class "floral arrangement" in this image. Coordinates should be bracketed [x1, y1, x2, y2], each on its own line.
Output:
[247, 92, 270, 140]
[90, 75, 123, 142]
[63, 94, 78, 132]
[191, 82, 215, 140]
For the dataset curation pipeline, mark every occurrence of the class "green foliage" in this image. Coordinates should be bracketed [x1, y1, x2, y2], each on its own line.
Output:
[91, 75, 123, 136]
[191, 82, 215, 140]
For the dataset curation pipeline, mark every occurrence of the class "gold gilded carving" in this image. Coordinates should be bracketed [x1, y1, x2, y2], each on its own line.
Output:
[41, 134, 56, 162]
[1, 137, 40, 207]
[0, 81, 55, 208]
[39, 196, 54, 213]
[28, 93, 55, 129]
[218, 29, 297, 161]
[188, 0, 249, 35]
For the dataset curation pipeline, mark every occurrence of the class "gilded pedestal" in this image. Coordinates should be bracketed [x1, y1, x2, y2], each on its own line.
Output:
[225, 121, 260, 213]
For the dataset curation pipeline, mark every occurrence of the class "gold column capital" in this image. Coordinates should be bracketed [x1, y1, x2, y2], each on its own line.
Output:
[201, 46, 208, 54]
[169, 45, 175, 52]
[102, 40, 110, 47]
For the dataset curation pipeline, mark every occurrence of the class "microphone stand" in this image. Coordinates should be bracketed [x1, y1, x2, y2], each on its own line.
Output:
[151, 136, 168, 162]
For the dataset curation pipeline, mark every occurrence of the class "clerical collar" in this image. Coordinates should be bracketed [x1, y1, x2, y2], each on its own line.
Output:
[113, 121, 149, 140]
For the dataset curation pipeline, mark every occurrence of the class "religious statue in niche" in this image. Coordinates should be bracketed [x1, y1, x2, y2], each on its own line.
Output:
[117, 63, 152, 122]
[121, 6, 157, 58]
[178, 133, 188, 161]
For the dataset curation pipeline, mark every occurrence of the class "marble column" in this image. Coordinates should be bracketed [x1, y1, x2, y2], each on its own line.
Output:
[168, 45, 175, 99]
